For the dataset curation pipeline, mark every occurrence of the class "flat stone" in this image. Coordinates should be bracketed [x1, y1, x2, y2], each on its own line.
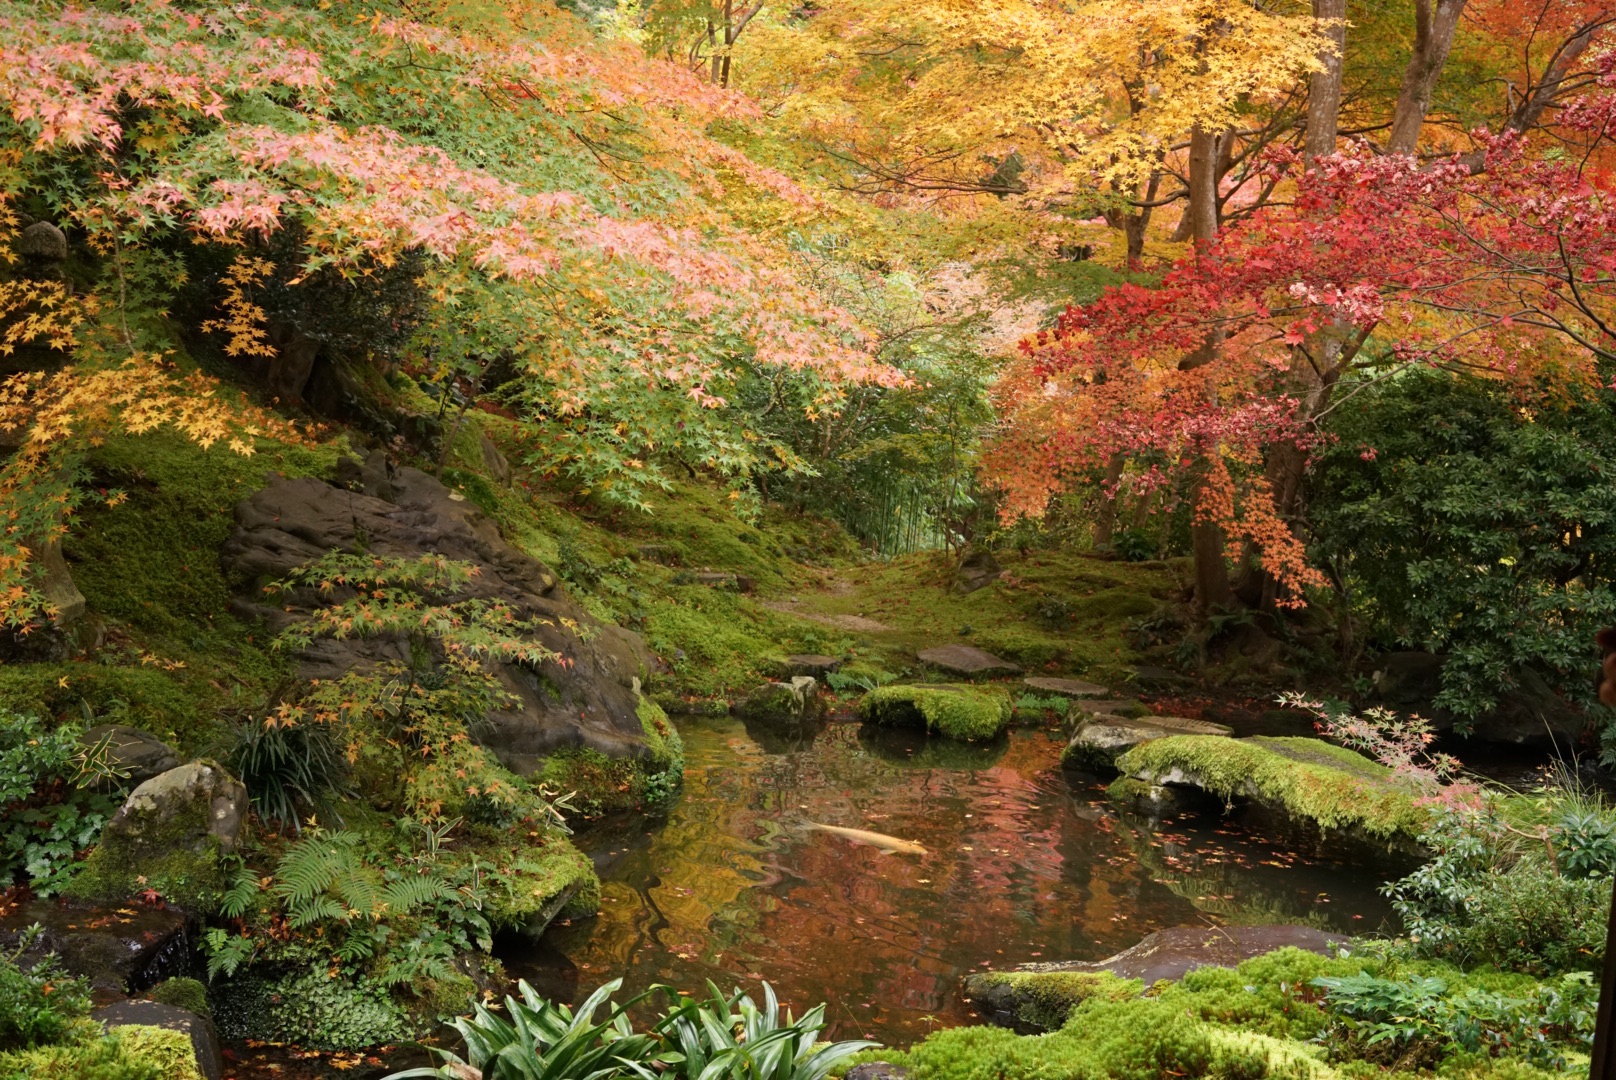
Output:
[846, 1065, 911, 1080]
[0, 900, 189, 1002]
[81, 724, 181, 788]
[1136, 715, 1234, 736]
[1023, 676, 1108, 699]
[916, 644, 1022, 678]
[783, 654, 842, 678]
[96, 1000, 223, 1080]
[1063, 716, 1174, 772]
[964, 925, 1345, 1031]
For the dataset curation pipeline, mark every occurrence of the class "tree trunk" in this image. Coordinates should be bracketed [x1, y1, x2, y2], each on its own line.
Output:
[1386, 0, 1468, 155]
[1183, 122, 1235, 612]
[1093, 454, 1125, 549]
[1305, 0, 1348, 163]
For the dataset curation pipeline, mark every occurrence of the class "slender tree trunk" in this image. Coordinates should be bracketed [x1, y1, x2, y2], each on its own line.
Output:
[1093, 454, 1125, 549]
[1305, 0, 1347, 164]
[1386, 0, 1468, 155]
[1183, 121, 1235, 613]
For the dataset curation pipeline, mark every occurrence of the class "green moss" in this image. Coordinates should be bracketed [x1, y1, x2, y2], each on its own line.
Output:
[143, 978, 209, 1019]
[477, 830, 601, 929]
[1113, 735, 1424, 842]
[0, 666, 199, 751]
[0, 1032, 165, 1080]
[98, 1027, 201, 1080]
[965, 970, 1139, 1031]
[641, 587, 791, 696]
[858, 683, 1012, 741]
[972, 628, 1066, 669]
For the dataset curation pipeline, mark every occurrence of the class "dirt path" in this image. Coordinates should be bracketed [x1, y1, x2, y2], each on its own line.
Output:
[759, 598, 892, 633]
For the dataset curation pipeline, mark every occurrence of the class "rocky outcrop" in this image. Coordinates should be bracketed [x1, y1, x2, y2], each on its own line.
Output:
[0, 899, 190, 1003]
[964, 925, 1345, 1032]
[220, 451, 658, 772]
[954, 548, 1002, 593]
[916, 644, 1022, 678]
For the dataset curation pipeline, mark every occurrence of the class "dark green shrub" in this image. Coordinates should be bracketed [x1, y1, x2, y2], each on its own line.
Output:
[0, 713, 121, 894]
[0, 929, 92, 1052]
[1309, 371, 1616, 722]
[224, 720, 347, 831]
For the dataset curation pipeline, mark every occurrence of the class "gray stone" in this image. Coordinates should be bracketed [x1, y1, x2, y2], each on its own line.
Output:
[95, 1000, 223, 1080]
[0, 900, 189, 1002]
[782, 654, 841, 678]
[964, 925, 1345, 1031]
[220, 453, 657, 772]
[478, 430, 512, 486]
[955, 548, 1002, 594]
[81, 725, 181, 788]
[1128, 664, 1190, 689]
[106, 761, 246, 855]
[1023, 676, 1108, 699]
[916, 644, 1022, 678]
[18, 220, 67, 263]
[1062, 714, 1229, 771]
[690, 570, 755, 593]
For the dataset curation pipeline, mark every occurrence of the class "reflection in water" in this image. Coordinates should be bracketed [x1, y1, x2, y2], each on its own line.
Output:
[502, 717, 1395, 1046]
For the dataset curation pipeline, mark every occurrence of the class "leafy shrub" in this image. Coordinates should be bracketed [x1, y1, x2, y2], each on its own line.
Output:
[0, 928, 91, 1052]
[1309, 371, 1616, 721]
[1313, 969, 1596, 1070]
[1111, 528, 1155, 562]
[0, 713, 121, 894]
[224, 720, 347, 832]
[386, 978, 875, 1080]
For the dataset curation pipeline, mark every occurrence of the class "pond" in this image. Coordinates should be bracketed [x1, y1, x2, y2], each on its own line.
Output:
[501, 713, 1398, 1047]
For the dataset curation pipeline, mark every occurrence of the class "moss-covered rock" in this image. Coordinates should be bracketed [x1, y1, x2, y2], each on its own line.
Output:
[1113, 735, 1426, 849]
[480, 831, 601, 933]
[142, 979, 209, 1019]
[535, 695, 684, 816]
[858, 683, 1012, 741]
[735, 677, 825, 723]
[962, 970, 1138, 1032]
[64, 761, 244, 911]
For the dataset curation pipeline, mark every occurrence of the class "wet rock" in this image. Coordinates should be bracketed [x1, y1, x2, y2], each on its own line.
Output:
[1070, 712, 1240, 760]
[781, 654, 842, 679]
[735, 677, 824, 723]
[1023, 676, 1108, 699]
[220, 453, 656, 772]
[81, 724, 181, 788]
[846, 1064, 911, 1080]
[0, 899, 190, 1002]
[964, 925, 1345, 1031]
[95, 1000, 223, 1080]
[916, 644, 1022, 679]
[954, 548, 1002, 594]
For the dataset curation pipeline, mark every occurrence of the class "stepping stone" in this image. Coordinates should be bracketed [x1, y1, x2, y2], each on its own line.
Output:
[1023, 676, 1108, 699]
[783, 654, 842, 678]
[1063, 714, 1233, 772]
[916, 644, 1022, 678]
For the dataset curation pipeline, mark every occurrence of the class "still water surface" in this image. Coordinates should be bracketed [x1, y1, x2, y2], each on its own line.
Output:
[503, 715, 1396, 1046]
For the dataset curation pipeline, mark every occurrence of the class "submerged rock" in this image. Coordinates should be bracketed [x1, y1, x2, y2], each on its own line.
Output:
[916, 644, 1022, 678]
[221, 451, 659, 772]
[964, 925, 1345, 1032]
[858, 683, 1012, 741]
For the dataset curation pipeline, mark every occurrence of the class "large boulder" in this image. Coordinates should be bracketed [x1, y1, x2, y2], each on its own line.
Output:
[954, 548, 1002, 594]
[94, 1000, 222, 1080]
[220, 451, 658, 772]
[64, 761, 245, 909]
[735, 677, 825, 724]
[964, 925, 1345, 1032]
